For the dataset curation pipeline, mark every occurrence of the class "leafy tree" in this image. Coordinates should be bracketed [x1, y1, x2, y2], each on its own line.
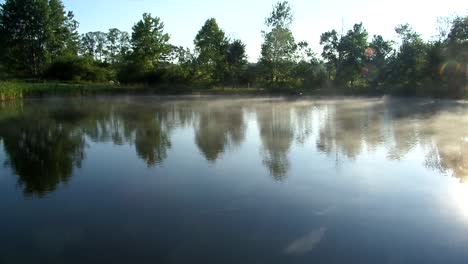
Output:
[226, 39, 248, 86]
[164, 46, 197, 83]
[47, 0, 79, 58]
[447, 16, 468, 45]
[118, 31, 131, 57]
[130, 13, 171, 71]
[95, 31, 108, 62]
[320, 24, 369, 87]
[106, 28, 130, 64]
[365, 35, 394, 87]
[391, 24, 428, 95]
[265, 1, 293, 28]
[445, 16, 468, 97]
[80, 31, 108, 62]
[320, 30, 340, 80]
[0, 0, 50, 76]
[296, 41, 314, 62]
[292, 41, 326, 89]
[260, 1, 297, 87]
[80, 32, 98, 58]
[194, 18, 229, 85]
[107, 28, 121, 63]
[336, 23, 369, 87]
[0, 0, 78, 76]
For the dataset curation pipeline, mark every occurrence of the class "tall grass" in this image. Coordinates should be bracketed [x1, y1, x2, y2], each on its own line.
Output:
[0, 82, 24, 101]
[0, 81, 144, 101]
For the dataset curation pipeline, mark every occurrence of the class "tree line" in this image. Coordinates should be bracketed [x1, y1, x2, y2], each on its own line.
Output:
[0, 0, 466, 97]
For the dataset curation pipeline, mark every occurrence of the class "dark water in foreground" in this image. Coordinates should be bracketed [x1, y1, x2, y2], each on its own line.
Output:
[1, 97, 468, 264]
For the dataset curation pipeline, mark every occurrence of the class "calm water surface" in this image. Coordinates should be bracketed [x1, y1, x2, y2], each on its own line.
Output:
[1, 97, 468, 263]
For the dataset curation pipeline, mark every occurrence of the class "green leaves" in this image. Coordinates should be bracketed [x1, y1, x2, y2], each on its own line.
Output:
[0, 0, 78, 77]
[226, 39, 248, 86]
[131, 13, 171, 71]
[265, 1, 294, 28]
[79, 29, 130, 64]
[194, 18, 229, 85]
[260, 1, 298, 87]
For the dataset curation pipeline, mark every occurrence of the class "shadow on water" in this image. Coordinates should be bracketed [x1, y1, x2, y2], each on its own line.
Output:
[1, 97, 468, 197]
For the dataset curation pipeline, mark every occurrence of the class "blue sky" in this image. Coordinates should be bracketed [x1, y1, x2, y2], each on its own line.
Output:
[33, 0, 468, 61]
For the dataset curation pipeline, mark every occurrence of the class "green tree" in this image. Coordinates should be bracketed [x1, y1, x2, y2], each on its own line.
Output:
[80, 32, 97, 58]
[392, 24, 428, 95]
[194, 18, 229, 85]
[130, 13, 171, 71]
[80, 31, 108, 62]
[47, 0, 79, 58]
[337, 23, 369, 87]
[0, 0, 78, 76]
[158, 46, 197, 85]
[293, 41, 326, 89]
[265, 1, 293, 28]
[0, 0, 50, 76]
[366, 35, 394, 87]
[445, 16, 468, 97]
[107, 28, 121, 63]
[226, 39, 248, 86]
[118, 31, 131, 57]
[106, 28, 130, 64]
[95, 31, 108, 62]
[320, 30, 340, 81]
[260, 1, 297, 87]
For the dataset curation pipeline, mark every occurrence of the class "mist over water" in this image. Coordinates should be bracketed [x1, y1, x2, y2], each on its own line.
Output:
[1, 96, 468, 263]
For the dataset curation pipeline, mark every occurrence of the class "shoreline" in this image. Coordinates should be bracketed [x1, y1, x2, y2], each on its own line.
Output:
[0, 81, 465, 101]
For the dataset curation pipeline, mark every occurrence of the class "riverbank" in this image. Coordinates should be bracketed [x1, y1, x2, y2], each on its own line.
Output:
[0, 81, 344, 101]
[0, 81, 146, 101]
[0, 81, 465, 101]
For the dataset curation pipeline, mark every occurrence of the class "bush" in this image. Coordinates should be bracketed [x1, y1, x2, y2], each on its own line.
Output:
[117, 63, 194, 87]
[44, 55, 114, 83]
[117, 62, 146, 84]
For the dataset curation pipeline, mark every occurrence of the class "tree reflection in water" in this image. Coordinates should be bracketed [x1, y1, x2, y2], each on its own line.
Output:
[1, 98, 468, 197]
[0, 105, 86, 197]
[257, 102, 295, 181]
[194, 103, 246, 162]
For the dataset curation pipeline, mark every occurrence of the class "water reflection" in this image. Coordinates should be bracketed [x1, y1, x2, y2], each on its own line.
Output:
[0, 105, 86, 197]
[118, 105, 172, 167]
[1, 98, 468, 196]
[257, 102, 294, 181]
[422, 110, 468, 182]
[316, 100, 385, 159]
[195, 103, 245, 162]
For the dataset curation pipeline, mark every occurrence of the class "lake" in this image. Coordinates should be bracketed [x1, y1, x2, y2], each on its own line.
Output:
[1, 96, 467, 263]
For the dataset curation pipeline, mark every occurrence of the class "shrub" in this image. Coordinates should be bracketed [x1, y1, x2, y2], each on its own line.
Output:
[44, 55, 114, 83]
[117, 62, 146, 84]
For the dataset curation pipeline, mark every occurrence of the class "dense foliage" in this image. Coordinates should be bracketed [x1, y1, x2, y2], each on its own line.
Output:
[0, 0, 466, 97]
